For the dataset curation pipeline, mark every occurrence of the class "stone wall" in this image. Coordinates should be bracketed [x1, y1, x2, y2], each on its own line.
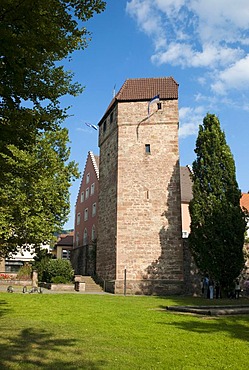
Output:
[71, 244, 96, 276]
[97, 98, 183, 294]
[97, 105, 118, 281]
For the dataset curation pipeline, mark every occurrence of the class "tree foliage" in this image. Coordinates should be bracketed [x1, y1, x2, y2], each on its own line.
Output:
[38, 258, 74, 283]
[0, 128, 79, 253]
[0, 0, 106, 257]
[189, 113, 246, 291]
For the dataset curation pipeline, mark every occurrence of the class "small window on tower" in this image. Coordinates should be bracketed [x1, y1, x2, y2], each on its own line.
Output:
[157, 102, 162, 110]
[103, 120, 107, 132]
[145, 144, 151, 154]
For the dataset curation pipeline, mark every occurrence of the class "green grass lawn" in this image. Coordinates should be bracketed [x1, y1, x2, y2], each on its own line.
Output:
[0, 293, 249, 369]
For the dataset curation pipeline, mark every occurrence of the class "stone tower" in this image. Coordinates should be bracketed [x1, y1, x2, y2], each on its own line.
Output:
[97, 77, 183, 294]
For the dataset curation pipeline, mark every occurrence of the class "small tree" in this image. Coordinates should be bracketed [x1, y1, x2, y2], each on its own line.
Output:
[33, 248, 54, 281]
[189, 113, 246, 292]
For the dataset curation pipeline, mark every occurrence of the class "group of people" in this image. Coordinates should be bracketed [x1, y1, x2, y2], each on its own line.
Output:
[201, 276, 218, 299]
[201, 276, 241, 299]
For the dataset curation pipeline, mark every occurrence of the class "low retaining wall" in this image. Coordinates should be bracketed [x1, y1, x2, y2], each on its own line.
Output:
[40, 282, 75, 291]
[0, 279, 32, 286]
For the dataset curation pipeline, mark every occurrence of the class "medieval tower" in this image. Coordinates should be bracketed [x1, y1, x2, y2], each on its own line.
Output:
[96, 77, 183, 294]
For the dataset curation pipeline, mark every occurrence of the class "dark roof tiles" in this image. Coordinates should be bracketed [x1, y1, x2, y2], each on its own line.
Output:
[116, 77, 178, 101]
[56, 234, 73, 247]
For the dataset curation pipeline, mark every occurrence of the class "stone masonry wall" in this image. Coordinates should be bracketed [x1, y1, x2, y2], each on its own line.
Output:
[97, 98, 183, 294]
[115, 100, 183, 294]
[97, 106, 118, 281]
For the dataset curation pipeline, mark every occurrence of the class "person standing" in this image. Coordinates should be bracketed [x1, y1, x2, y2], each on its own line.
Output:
[235, 279, 241, 299]
[203, 276, 209, 298]
[209, 279, 214, 299]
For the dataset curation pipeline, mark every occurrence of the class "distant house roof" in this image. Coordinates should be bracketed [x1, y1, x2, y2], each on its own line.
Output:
[240, 193, 249, 212]
[99, 77, 178, 124]
[56, 233, 74, 247]
[180, 166, 193, 203]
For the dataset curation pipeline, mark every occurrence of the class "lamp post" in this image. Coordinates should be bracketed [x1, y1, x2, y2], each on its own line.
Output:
[124, 267, 127, 296]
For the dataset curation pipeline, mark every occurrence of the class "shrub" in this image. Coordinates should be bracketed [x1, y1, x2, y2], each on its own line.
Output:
[16, 263, 32, 280]
[42, 259, 74, 283]
[51, 276, 69, 284]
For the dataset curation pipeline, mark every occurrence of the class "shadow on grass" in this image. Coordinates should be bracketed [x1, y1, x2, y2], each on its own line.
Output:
[0, 299, 11, 318]
[165, 316, 249, 343]
[154, 295, 249, 343]
[0, 327, 106, 369]
[155, 295, 249, 307]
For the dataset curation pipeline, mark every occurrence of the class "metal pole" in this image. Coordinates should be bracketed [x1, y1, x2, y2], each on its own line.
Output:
[124, 267, 127, 296]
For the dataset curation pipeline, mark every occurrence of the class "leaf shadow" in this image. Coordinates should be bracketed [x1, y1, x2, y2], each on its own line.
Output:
[162, 315, 249, 343]
[0, 298, 12, 318]
[0, 326, 106, 369]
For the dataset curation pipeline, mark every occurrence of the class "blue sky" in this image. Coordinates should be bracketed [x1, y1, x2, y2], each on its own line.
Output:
[62, 0, 249, 229]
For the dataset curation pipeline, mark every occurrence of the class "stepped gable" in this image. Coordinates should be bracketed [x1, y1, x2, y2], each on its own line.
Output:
[75, 151, 99, 205]
[89, 151, 99, 180]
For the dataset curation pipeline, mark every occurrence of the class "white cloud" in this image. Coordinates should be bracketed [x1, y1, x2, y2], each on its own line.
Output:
[179, 106, 205, 138]
[126, 0, 167, 50]
[152, 43, 242, 68]
[126, 0, 249, 70]
[126, 0, 249, 137]
[212, 54, 249, 94]
[190, 0, 249, 42]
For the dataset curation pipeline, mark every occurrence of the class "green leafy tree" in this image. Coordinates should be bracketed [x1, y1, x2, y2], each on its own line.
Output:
[189, 113, 246, 292]
[0, 127, 79, 256]
[0, 0, 106, 256]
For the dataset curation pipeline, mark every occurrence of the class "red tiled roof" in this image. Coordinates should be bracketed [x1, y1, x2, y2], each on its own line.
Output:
[99, 77, 178, 123]
[240, 193, 249, 212]
[115, 77, 178, 101]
